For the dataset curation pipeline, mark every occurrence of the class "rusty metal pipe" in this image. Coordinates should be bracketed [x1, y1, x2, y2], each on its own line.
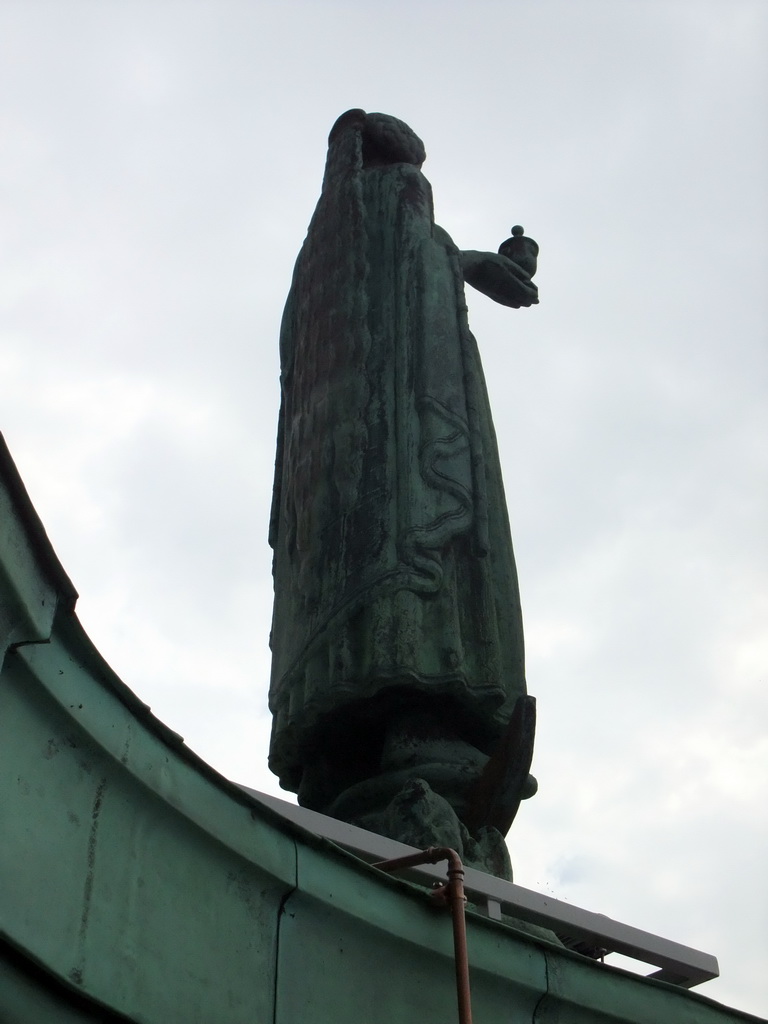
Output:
[373, 847, 473, 1024]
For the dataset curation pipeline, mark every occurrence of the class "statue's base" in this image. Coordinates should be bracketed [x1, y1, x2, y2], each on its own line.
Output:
[328, 773, 513, 878]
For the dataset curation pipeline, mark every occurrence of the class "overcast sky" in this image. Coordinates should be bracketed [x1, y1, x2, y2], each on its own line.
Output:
[1, 1, 766, 1015]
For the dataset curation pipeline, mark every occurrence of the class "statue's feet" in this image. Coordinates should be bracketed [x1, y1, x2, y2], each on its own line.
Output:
[352, 777, 513, 880]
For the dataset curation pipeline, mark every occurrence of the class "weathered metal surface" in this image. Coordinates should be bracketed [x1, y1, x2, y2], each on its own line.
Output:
[1, 433, 296, 1022]
[0, 937, 139, 1022]
[1, 434, 762, 1023]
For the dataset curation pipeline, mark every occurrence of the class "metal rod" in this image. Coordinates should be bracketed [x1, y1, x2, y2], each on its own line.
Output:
[373, 846, 473, 1024]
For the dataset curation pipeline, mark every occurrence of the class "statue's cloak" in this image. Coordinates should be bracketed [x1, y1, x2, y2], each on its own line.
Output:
[268, 112, 526, 793]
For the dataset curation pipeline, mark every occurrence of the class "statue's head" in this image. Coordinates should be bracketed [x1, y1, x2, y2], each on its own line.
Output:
[328, 109, 426, 169]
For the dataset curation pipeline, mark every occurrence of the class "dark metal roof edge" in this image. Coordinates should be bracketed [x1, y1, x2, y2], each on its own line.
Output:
[0, 432, 78, 609]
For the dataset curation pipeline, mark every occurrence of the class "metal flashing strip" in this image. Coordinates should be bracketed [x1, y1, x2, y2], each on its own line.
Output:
[239, 785, 719, 990]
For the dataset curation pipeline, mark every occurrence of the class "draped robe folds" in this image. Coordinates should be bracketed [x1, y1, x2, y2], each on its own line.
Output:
[268, 122, 526, 796]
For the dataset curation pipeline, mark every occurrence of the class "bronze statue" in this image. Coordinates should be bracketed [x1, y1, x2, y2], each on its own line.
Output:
[268, 109, 538, 877]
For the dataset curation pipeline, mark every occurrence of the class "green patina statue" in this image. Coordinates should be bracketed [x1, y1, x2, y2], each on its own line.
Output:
[268, 109, 538, 877]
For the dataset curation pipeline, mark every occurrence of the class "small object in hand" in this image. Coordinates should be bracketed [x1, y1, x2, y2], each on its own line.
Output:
[498, 225, 538, 278]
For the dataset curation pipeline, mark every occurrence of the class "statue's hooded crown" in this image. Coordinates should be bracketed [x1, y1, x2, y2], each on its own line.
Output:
[327, 109, 426, 171]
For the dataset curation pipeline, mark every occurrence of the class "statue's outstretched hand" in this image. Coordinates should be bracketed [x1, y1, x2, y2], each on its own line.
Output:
[460, 250, 539, 308]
